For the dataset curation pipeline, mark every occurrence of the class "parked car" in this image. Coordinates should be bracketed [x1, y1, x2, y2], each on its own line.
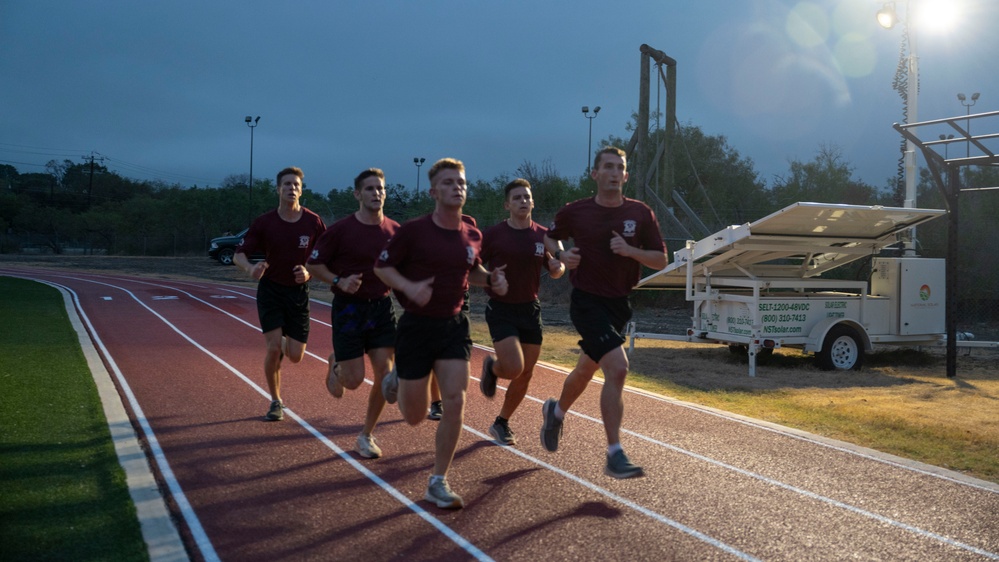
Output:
[208, 228, 249, 265]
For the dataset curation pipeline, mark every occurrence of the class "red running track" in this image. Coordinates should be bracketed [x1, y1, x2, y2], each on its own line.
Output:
[4, 265, 999, 562]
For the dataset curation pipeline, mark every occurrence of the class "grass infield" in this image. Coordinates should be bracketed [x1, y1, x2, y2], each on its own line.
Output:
[0, 277, 149, 561]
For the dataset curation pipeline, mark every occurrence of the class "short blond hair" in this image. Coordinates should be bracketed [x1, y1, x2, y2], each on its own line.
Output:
[428, 158, 465, 186]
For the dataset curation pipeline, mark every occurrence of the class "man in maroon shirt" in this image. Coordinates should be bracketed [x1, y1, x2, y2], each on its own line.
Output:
[307, 168, 400, 459]
[541, 147, 667, 479]
[235, 167, 326, 422]
[374, 158, 508, 509]
[478, 178, 565, 446]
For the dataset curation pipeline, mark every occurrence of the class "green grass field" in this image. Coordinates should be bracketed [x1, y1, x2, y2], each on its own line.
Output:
[0, 277, 149, 561]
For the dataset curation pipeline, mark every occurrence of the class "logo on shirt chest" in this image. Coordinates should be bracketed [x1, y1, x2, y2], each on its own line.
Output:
[621, 220, 637, 237]
[299, 235, 311, 248]
[534, 242, 545, 257]
[466, 246, 476, 265]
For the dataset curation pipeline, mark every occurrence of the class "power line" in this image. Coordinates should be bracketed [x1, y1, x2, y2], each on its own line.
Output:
[0, 143, 221, 186]
[102, 156, 220, 185]
[0, 159, 51, 169]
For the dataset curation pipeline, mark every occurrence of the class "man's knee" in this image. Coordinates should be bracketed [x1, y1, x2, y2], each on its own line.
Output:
[279, 335, 305, 361]
[600, 349, 629, 384]
[495, 356, 525, 379]
[400, 406, 425, 426]
[339, 359, 366, 389]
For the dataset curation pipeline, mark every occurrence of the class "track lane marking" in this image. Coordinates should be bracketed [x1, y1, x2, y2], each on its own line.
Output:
[11, 270, 998, 560]
[14, 271, 760, 560]
[10, 275, 222, 562]
[13, 273, 494, 562]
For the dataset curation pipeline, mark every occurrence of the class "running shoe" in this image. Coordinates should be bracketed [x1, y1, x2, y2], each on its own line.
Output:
[479, 355, 497, 398]
[605, 449, 645, 479]
[356, 433, 382, 459]
[265, 399, 284, 421]
[326, 362, 344, 398]
[540, 398, 562, 452]
[427, 401, 443, 421]
[489, 418, 516, 446]
[425, 477, 464, 509]
[381, 366, 399, 405]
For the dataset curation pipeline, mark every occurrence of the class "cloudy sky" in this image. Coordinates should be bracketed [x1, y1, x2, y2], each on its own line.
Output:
[2, 0, 997, 198]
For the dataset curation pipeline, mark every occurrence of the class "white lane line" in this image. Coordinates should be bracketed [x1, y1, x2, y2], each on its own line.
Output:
[29, 272, 999, 560]
[462, 427, 761, 561]
[18, 276, 221, 562]
[33, 272, 757, 560]
[620, 428, 999, 559]
[96, 275, 999, 558]
[485, 368, 999, 559]
[32, 274, 494, 562]
[34, 279, 188, 562]
[623, 386, 999, 494]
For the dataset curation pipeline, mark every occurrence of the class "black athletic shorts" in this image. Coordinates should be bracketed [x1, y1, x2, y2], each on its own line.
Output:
[256, 277, 311, 343]
[331, 294, 397, 362]
[485, 299, 543, 346]
[394, 312, 471, 381]
[569, 288, 631, 362]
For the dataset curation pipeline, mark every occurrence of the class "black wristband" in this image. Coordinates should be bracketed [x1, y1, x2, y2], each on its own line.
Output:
[554, 250, 562, 260]
[485, 273, 493, 288]
[332, 275, 341, 286]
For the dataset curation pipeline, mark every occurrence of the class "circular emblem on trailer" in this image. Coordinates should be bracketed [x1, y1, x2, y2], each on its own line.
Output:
[919, 284, 931, 301]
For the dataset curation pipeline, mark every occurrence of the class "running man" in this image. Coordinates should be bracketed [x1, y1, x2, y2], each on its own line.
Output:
[235, 166, 326, 422]
[307, 168, 400, 458]
[540, 147, 667, 478]
[374, 158, 507, 509]
[478, 178, 565, 446]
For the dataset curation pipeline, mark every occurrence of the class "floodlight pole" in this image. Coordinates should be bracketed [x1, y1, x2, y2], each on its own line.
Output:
[245, 115, 260, 226]
[414, 157, 425, 191]
[902, 6, 918, 255]
[957, 92, 980, 158]
[878, 0, 918, 255]
[582, 106, 600, 174]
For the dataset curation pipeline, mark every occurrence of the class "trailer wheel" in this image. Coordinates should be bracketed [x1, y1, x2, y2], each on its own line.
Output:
[816, 325, 864, 371]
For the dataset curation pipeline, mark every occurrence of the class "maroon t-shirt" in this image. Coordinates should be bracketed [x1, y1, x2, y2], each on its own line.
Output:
[238, 208, 326, 286]
[375, 214, 482, 317]
[308, 213, 400, 300]
[481, 220, 548, 304]
[547, 197, 665, 298]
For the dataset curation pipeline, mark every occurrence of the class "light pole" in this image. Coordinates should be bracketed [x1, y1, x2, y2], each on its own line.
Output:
[582, 105, 601, 174]
[938, 134, 955, 159]
[245, 115, 260, 226]
[414, 157, 425, 191]
[957, 92, 980, 158]
[877, 1, 918, 255]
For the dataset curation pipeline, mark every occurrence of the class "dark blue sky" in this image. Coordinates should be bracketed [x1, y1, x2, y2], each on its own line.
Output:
[2, 0, 996, 201]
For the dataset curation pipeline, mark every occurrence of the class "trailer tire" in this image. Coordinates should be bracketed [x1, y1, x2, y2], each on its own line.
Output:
[816, 325, 864, 371]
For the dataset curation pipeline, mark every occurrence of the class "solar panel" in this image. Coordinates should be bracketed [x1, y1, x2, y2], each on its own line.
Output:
[638, 202, 946, 288]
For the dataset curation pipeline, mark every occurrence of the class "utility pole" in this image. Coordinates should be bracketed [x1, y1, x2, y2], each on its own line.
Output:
[82, 151, 105, 209]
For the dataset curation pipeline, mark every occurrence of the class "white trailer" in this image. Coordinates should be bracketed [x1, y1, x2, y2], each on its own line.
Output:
[630, 202, 949, 376]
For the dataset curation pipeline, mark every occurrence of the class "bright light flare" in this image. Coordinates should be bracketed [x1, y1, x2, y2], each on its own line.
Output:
[917, 0, 960, 33]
